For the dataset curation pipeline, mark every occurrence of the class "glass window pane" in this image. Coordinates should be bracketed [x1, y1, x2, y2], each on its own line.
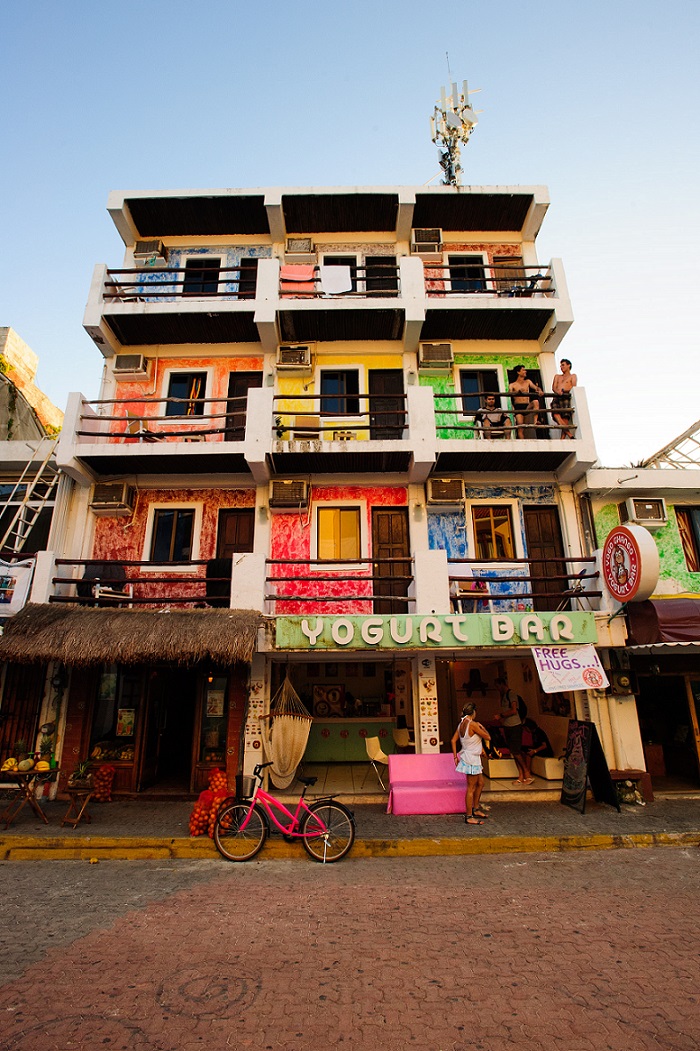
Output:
[317, 508, 336, 560]
[174, 510, 195, 560]
[339, 509, 360, 559]
[152, 510, 175, 561]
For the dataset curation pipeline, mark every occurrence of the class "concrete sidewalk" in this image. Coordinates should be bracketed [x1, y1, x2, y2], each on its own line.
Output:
[2, 792, 699, 860]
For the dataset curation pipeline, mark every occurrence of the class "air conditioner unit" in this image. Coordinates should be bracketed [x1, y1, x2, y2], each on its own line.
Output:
[427, 478, 465, 504]
[269, 480, 309, 509]
[113, 354, 150, 381]
[619, 497, 668, 529]
[133, 240, 168, 264]
[410, 228, 443, 261]
[89, 482, 136, 517]
[419, 342, 454, 370]
[284, 237, 316, 263]
[276, 344, 313, 371]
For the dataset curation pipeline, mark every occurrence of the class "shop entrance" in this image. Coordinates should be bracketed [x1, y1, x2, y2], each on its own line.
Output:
[636, 674, 700, 787]
[137, 669, 197, 792]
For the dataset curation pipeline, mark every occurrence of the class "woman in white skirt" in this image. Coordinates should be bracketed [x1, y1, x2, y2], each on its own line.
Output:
[451, 702, 492, 825]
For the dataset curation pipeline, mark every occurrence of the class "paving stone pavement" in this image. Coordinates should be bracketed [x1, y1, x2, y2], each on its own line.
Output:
[0, 849, 699, 1050]
[2, 794, 700, 841]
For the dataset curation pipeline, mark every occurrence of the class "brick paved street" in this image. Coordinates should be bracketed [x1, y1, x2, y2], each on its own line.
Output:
[1, 849, 699, 1050]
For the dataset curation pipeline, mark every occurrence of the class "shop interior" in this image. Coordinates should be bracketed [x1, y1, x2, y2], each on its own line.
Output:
[636, 673, 700, 790]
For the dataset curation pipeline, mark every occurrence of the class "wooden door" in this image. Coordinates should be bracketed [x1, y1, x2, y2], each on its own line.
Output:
[216, 509, 255, 558]
[523, 506, 566, 612]
[368, 369, 405, 440]
[372, 507, 410, 614]
[225, 371, 263, 441]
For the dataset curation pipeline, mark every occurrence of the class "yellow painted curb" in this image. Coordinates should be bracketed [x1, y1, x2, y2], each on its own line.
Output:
[2, 830, 699, 861]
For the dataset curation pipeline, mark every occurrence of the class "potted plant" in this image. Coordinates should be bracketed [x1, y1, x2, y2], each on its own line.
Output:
[68, 759, 93, 789]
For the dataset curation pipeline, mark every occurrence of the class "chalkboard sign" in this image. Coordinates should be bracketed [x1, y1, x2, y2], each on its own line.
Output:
[560, 719, 620, 814]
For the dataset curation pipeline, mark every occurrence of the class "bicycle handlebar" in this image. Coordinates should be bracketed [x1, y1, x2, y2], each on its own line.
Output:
[253, 762, 273, 779]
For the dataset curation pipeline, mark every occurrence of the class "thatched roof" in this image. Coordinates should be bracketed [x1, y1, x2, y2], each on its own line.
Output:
[0, 604, 266, 667]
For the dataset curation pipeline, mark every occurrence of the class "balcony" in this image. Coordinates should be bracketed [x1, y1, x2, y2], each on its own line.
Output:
[265, 556, 415, 616]
[447, 557, 601, 614]
[268, 391, 412, 475]
[431, 387, 597, 478]
[50, 558, 232, 608]
[420, 259, 571, 347]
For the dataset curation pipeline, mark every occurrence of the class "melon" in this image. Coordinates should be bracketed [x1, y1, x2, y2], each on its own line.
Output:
[17, 758, 35, 771]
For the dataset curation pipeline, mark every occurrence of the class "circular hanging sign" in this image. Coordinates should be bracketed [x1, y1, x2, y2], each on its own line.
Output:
[601, 523, 659, 603]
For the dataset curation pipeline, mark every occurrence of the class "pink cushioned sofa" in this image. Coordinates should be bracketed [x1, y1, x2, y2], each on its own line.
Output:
[387, 753, 466, 815]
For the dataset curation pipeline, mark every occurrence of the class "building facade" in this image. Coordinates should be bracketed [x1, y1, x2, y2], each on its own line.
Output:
[1, 184, 672, 798]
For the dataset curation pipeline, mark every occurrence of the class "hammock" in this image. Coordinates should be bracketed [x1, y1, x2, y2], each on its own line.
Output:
[260, 676, 312, 789]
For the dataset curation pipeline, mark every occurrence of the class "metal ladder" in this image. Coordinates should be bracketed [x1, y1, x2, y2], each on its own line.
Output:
[0, 437, 60, 556]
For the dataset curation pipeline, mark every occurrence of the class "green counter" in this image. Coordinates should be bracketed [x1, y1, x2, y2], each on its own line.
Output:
[303, 719, 396, 761]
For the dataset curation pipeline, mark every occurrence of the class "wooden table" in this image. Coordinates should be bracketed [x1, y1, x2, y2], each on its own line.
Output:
[0, 769, 57, 828]
[61, 787, 94, 829]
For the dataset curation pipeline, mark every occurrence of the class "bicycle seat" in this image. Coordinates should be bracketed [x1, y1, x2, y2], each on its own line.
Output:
[298, 776, 318, 787]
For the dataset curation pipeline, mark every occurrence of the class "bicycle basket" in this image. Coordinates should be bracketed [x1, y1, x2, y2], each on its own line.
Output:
[235, 774, 256, 800]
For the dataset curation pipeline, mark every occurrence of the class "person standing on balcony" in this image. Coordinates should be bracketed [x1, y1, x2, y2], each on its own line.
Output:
[551, 358, 577, 439]
[475, 393, 512, 438]
[508, 366, 543, 439]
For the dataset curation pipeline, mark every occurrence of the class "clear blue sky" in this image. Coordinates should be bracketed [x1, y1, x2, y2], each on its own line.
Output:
[2, 0, 698, 465]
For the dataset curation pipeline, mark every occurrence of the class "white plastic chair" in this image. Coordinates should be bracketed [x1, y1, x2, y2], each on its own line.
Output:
[392, 728, 415, 752]
[365, 736, 389, 790]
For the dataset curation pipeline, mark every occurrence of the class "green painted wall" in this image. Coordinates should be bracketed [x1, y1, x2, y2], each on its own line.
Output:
[593, 501, 700, 596]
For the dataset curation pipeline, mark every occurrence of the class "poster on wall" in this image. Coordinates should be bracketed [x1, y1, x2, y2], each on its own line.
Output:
[0, 559, 35, 617]
[313, 684, 345, 717]
[531, 645, 609, 694]
[116, 709, 135, 737]
[206, 691, 226, 718]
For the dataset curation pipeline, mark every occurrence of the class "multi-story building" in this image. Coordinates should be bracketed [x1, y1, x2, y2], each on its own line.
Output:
[1, 184, 650, 799]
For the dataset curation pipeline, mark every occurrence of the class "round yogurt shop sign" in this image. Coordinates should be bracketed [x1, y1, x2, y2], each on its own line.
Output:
[602, 523, 659, 603]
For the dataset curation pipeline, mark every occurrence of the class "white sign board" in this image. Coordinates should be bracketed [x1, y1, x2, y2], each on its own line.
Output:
[0, 560, 35, 617]
[531, 644, 609, 693]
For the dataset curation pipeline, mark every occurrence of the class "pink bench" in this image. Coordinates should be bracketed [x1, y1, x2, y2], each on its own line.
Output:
[387, 753, 466, 815]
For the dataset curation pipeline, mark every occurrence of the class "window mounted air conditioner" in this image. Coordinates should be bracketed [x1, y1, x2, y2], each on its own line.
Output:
[410, 228, 443, 261]
[89, 482, 136, 517]
[418, 342, 454, 370]
[619, 497, 668, 529]
[113, 354, 150, 380]
[284, 237, 316, 263]
[269, 480, 309, 509]
[276, 344, 313, 371]
[427, 478, 465, 505]
[133, 240, 168, 264]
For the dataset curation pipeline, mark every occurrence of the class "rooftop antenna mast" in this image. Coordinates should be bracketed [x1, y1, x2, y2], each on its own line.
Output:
[430, 77, 479, 186]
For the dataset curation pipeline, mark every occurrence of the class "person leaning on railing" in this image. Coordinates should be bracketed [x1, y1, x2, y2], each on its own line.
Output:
[475, 393, 512, 439]
[551, 358, 577, 439]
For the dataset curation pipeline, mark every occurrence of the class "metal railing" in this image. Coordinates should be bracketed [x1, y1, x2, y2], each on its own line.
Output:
[272, 393, 408, 441]
[279, 264, 400, 298]
[103, 265, 258, 302]
[424, 264, 553, 297]
[266, 556, 414, 614]
[433, 391, 577, 440]
[50, 558, 232, 607]
[448, 557, 600, 612]
[75, 394, 251, 443]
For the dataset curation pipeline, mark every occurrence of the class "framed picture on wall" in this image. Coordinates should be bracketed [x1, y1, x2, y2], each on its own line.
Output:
[313, 684, 345, 717]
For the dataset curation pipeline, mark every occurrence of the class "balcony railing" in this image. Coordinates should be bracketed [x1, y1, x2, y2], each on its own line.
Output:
[448, 557, 600, 613]
[272, 393, 408, 442]
[50, 558, 232, 607]
[74, 394, 251, 443]
[103, 265, 258, 303]
[266, 557, 414, 615]
[425, 264, 553, 298]
[279, 264, 400, 298]
[433, 391, 577, 440]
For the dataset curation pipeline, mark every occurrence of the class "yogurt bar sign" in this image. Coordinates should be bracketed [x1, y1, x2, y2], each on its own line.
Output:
[276, 611, 597, 650]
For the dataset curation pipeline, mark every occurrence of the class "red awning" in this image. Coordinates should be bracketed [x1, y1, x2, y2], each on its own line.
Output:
[626, 599, 700, 646]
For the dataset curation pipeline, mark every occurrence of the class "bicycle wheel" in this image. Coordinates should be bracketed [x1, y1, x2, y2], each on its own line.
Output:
[213, 802, 267, 861]
[301, 801, 355, 863]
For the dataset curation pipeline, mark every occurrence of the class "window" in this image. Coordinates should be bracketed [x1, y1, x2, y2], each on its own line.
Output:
[317, 507, 361, 561]
[492, 255, 525, 292]
[320, 370, 360, 415]
[472, 506, 515, 560]
[0, 483, 53, 557]
[448, 254, 486, 292]
[165, 371, 207, 417]
[459, 369, 500, 415]
[237, 257, 258, 299]
[365, 255, 398, 295]
[182, 257, 221, 296]
[151, 508, 195, 561]
[676, 508, 700, 572]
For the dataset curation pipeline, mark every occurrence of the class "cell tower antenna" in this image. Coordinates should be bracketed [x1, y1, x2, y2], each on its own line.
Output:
[430, 77, 480, 186]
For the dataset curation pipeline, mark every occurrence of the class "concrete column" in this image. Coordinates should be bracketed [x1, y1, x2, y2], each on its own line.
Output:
[406, 385, 437, 482]
[29, 550, 57, 604]
[608, 694, 646, 770]
[243, 386, 273, 483]
[413, 548, 450, 615]
[232, 552, 268, 613]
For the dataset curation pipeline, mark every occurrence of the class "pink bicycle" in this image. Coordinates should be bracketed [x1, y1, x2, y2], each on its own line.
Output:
[213, 761, 355, 863]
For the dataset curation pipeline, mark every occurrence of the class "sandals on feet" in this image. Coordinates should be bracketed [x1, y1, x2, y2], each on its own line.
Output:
[473, 809, 489, 819]
[465, 815, 484, 825]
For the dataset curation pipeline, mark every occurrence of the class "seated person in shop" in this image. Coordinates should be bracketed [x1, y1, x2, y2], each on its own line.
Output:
[521, 718, 554, 780]
[475, 393, 512, 438]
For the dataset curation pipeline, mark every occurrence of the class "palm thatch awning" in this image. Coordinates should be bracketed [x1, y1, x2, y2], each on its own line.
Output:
[0, 604, 266, 667]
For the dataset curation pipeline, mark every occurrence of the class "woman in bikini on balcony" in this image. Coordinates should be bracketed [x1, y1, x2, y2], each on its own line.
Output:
[551, 358, 577, 438]
[508, 366, 543, 439]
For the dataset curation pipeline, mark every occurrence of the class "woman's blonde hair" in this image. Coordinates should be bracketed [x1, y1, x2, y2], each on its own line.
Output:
[462, 702, 477, 717]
